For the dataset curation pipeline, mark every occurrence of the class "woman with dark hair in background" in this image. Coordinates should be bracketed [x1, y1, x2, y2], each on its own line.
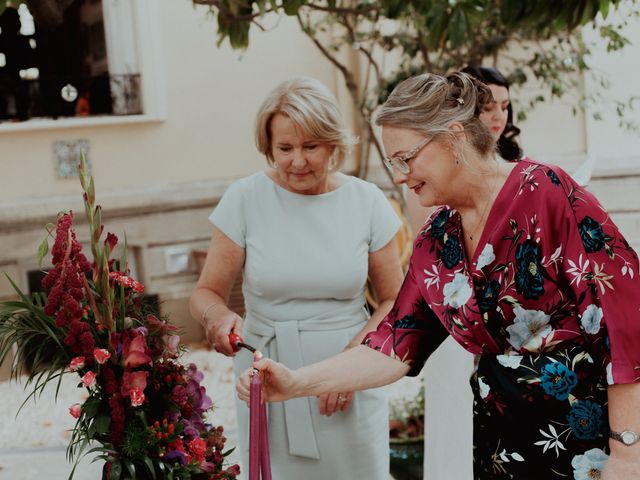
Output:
[462, 65, 522, 162]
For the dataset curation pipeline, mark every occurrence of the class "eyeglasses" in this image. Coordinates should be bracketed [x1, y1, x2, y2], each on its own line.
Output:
[383, 137, 431, 174]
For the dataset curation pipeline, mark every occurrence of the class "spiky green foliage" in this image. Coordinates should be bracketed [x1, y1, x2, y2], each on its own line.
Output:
[0, 276, 69, 410]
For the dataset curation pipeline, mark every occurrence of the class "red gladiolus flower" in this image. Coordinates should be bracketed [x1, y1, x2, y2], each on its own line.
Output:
[93, 348, 111, 364]
[81, 371, 97, 388]
[104, 232, 118, 254]
[123, 333, 152, 368]
[68, 356, 85, 372]
[69, 404, 81, 419]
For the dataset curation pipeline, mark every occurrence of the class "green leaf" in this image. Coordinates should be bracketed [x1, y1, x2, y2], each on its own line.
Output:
[37, 237, 49, 269]
[120, 233, 128, 274]
[448, 8, 467, 47]
[124, 460, 137, 480]
[93, 414, 111, 434]
[282, 0, 306, 16]
[599, 0, 610, 19]
[256, 0, 268, 16]
[83, 397, 100, 419]
[143, 457, 157, 480]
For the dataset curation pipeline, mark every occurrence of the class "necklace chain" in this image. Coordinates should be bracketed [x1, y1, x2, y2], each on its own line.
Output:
[466, 161, 501, 241]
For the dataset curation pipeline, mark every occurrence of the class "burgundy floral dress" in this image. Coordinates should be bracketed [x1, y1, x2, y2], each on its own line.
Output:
[364, 158, 640, 479]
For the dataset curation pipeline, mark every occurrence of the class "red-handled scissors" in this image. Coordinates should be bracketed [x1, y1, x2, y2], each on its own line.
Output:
[229, 332, 257, 354]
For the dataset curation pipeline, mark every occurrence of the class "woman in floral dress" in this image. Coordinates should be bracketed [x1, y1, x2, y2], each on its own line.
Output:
[237, 72, 640, 479]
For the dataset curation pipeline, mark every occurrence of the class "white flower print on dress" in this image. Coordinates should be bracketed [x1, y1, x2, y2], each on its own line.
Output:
[606, 362, 614, 385]
[571, 448, 609, 480]
[476, 243, 496, 270]
[506, 307, 552, 351]
[580, 304, 604, 335]
[478, 377, 490, 399]
[534, 424, 567, 457]
[442, 273, 473, 309]
[497, 354, 523, 369]
[497, 449, 525, 462]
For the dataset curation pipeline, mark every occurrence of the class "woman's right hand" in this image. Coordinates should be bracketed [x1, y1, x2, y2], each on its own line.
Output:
[204, 307, 243, 357]
[236, 358, 302, 404]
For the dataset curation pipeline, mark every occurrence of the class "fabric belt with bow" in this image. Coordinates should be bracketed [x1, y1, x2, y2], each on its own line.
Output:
[244, 306, 366, 459]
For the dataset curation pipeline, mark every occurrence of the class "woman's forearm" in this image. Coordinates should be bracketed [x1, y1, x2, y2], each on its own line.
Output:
[606, 383, 640, 474]
[189, 287, 228, 327]
[294, 345, 409, 397]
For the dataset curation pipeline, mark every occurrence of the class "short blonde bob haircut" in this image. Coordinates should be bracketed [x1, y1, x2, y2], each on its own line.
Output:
[255, 76, 356, 169]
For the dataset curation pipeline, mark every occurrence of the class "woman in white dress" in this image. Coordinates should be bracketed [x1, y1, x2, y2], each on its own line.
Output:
[190, 76, 403, 478]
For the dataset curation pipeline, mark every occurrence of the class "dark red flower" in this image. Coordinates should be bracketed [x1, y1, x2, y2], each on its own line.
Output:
[104, 232, 118, 254]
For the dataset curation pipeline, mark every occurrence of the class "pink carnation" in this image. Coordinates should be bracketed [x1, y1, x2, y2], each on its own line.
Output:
[81, 371, 97, 388]
[68, 356, 85, 372]
[69, 404, 81, 419]
[130, 388, 145, 407]
[93, 348, 111, 364]
[188, 437, 208, 463]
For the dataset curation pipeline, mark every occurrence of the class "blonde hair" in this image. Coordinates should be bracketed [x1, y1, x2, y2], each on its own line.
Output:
[255, 77, 356, 169]
[375, 72, 495, 159]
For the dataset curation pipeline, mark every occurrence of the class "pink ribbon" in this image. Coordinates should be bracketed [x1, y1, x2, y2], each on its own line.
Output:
[249, 353, 271, 480]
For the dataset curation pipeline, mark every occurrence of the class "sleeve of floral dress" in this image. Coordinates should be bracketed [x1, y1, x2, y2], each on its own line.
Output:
[362, 255, 449, 377]
[551, 166, 640, 385]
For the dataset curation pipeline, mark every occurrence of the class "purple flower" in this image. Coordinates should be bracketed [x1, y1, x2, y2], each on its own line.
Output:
[187, 363, 204, 383]
[164, 450, 186, 465]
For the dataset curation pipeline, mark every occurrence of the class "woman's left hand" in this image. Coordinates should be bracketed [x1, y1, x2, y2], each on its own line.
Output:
[317, 391, 353, 416]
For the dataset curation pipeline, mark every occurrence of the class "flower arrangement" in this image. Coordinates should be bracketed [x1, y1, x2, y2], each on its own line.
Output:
[388, 380, 425, 480]
[389, 381, 425, 442]
[0, 156, 239, 480]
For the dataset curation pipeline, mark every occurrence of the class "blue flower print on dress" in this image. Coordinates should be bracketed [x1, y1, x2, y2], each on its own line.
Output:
[546, 169, 561, 186]
[571, 448, 609, 480]
[430, 209, 449, 243]
[441, 235, 463, 269]
[515, 239, 545, 299]
[578, 216, 606, 253]
[566, 400, 604, 440]
[539, 362, 577, 400]
[395, 315, 418, 329]
[477, 280, 500, 313]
